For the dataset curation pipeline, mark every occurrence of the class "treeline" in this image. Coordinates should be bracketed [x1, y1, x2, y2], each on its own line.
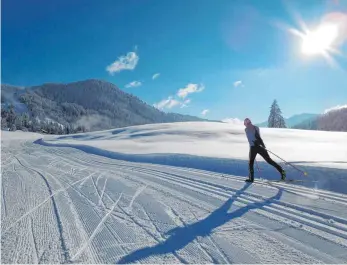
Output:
[1, 104, 86, 134]
[293, 107, 347, 132]
[1, 80, 205, 135]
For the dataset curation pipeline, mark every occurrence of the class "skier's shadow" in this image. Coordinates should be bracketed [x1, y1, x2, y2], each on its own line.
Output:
[117, 183, 283, 264]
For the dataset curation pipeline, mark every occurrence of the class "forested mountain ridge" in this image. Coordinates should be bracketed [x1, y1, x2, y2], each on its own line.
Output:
[1, 79, 206, 133]
[293, 107, 347, 132]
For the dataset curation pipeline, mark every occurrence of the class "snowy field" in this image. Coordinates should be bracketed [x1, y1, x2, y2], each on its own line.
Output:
[1, 122, 347, 263]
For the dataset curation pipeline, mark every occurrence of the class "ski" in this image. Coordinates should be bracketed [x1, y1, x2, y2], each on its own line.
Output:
[257, 179, 317, 184]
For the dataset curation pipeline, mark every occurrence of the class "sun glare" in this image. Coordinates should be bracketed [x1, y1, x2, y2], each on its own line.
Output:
[301, 23, 339, 55]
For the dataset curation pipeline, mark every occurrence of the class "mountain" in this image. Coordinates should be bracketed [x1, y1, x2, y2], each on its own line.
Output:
[317, 107, 347, 131]
[256, 113, 319, 128]
[1, 79, 206, 133]
[284, 113, 319, 128]
[257, 109, 347, 132]
[1, 84, 28, 113]
[294, 106, 347, 132]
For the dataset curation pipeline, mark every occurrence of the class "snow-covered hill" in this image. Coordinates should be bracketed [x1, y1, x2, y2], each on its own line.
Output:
[1, 80, 207, 133]
[2, 122, 347, 263]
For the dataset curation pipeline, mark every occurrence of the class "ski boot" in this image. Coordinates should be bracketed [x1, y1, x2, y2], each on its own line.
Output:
[245, 170, 254, 182]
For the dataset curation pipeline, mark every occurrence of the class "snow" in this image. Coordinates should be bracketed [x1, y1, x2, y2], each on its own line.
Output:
[44, 117, 64, 129]
[1, 122, 347, 263]
[46, 122, 347, 167]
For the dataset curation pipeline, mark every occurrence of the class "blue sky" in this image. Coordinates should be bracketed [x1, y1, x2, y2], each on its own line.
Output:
[2, 0, 347, 123]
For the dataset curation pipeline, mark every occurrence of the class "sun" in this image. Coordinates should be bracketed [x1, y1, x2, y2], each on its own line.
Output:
[284, 11, 347, 67]
[301, 23, 339, 55]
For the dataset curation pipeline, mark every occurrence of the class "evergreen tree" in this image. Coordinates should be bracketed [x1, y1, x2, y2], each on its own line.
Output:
[65, 124, 71, 134]
[1, 109, 9, 129]
[58, 124, 64, 135]
[268, 100, 286, 128]
[15, 115, 23, 130]
[7, 105, 17, 130]
[31, 118, 40, 132]
[1, 117, 8, 129]
[22, 113, 30, 128]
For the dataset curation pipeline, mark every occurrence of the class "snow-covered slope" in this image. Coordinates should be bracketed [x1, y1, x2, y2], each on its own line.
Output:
[41, 122, 347, 193]
[1, 123, 347, 263]
[47, 121, 347, 167]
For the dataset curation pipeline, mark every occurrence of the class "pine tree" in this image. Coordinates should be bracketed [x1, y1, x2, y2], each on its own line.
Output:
[15, 115, 23, 130]
[31, 118, 40, 132]
[22, 113, 30, 128]
[1, 109, 9, 129]
[58, 124, 64, 135]
[268, 100, 286, 128]
[7, 105, 17, 130]
[65, 124, 71, 134]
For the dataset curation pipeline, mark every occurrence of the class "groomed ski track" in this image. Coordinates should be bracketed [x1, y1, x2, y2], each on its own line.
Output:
[2, 139, 347, 264]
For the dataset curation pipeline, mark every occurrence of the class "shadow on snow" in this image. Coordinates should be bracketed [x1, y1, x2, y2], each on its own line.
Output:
[117, 182, 283, 263]
[34, 139, 347, 194]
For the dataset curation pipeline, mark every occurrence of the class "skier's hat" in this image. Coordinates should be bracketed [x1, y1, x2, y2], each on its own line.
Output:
[244, 118, 252, 126]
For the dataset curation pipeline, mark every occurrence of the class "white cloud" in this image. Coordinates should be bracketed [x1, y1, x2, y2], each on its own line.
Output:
[201, 109, 209, 116]
[324, 104, 347, 114]
[233, 80, 243, 88]
[154, 82, 204, 111]
[125, 81, 142, 88]
[106, 51, 139, 75]
[177, 83, 204, 99]
[222, 118, 243, 125]
[153, 96, 181, 110]
[180, 99, 191, 109]
[154, 96, 192, 110]
[167, 99, 181, 109]
[152, 73, 160, 80]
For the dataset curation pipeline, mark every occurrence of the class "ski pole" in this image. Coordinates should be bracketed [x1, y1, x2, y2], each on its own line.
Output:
[265, 148, 308, 176]
[255, 159, 262, 179]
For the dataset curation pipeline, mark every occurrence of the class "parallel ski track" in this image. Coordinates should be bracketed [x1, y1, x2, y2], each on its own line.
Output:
[30, 146, 346, 260]
[46, 146, 347, 251]
[124, 167, 347, 239]
[29, 216, 39, 264]
[115, 165, 341, 263]
[47, 147, 347, 226]
[13, 158, 128, 263]
[1, 172, 8, 217]
[13, 156, 71, 263]
[14, 145, 272, 262]
[132, 167, 347, 226]
[23, 157, 133, 263]
[15, 144, 169, 263]
[133, 166, 347, 238]
[109, 192, 188, 264]
[2, 155, 100, 263]
[36, 144, 347, 228]
[43, 144, 347, 205]
[10, 141, 347, 263]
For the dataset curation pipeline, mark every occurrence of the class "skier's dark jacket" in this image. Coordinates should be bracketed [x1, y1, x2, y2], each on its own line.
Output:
[245, 125, 266, 148]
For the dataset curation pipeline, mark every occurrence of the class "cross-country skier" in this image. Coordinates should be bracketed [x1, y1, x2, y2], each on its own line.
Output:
[244, 118, 286, 182]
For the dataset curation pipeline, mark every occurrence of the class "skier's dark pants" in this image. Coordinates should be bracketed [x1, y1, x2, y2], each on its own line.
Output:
[249, 146, 283, 179]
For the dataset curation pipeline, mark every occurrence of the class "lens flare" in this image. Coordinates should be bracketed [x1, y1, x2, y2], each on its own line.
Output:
[301, 23, 339, 55]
